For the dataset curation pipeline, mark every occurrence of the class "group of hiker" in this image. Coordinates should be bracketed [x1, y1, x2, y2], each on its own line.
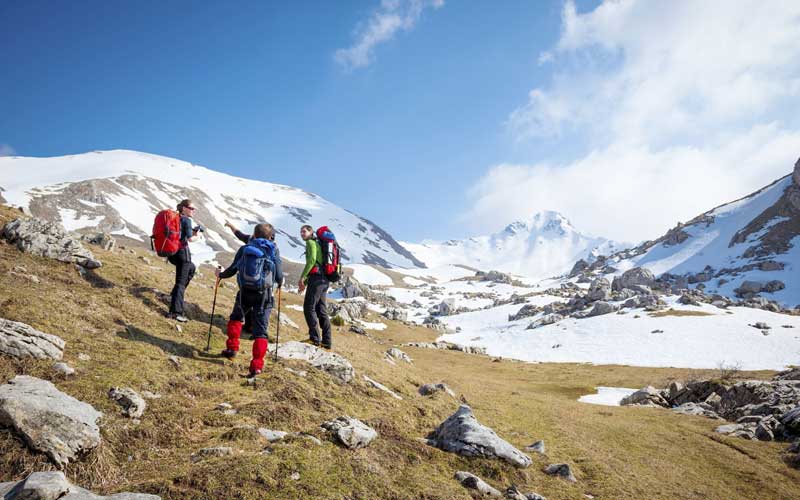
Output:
[152, 199, 339, 377]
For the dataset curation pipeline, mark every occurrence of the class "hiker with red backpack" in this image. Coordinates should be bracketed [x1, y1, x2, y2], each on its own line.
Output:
[215, 223, 283, 377]
[298, 224, 341, 350]
[152, 199, 201, 322]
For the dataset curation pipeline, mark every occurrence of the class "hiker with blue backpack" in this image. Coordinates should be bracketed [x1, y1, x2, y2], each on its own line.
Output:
[215, 223, 283, 377]
[298, 224, 341, 350]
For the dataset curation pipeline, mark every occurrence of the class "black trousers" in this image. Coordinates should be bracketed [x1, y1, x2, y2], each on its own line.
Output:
[304, 274, 331, 347]
[230, 289, 271, 339]
[168, 248, 195, 315]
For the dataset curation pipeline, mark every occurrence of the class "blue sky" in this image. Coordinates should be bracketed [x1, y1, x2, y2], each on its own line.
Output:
[2, 1, 799, 243]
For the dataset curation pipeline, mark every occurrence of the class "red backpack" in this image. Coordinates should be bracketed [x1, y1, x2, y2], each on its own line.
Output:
[151, 209, 181, 257]
[316, 226, 341, 282]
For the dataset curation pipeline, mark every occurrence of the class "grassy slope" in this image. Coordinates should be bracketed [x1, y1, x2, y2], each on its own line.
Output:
[0, 205, 798, 499]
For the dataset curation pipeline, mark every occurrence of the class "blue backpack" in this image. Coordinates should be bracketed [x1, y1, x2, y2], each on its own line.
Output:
[237, 238, 276, 291]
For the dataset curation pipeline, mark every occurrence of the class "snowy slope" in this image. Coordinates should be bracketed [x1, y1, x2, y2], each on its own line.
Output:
[592, 164, 800, 308]
[401, 211, 627, 279]
[0, 150, 425, 268]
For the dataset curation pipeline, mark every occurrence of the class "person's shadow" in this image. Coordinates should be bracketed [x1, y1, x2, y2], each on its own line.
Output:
[114, 320, 225, 365]
[128, 285, 226, 331]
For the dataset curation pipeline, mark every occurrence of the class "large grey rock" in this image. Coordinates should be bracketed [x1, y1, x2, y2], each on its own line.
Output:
[478, 270, 513, 284]
[620, 386, 669, 407]
[0, 471, 160, 499]
[526, 313, 563, 329]
[584, 301, 618, 317]
[568, 259, 589, 278]
[339, 275, 364, 298]
[328, 299, 368, 323]
[428, 405, 531, 468]
[453, 471, 501, 497]
[782, 406, 800, 433]
[508, 304, 540, 322]
[0, 376, 102, 467]
[0, 318, 65, 360]
[2, 217, 101, 269]
[321, 416, 377, 449]
[268, 341, 354, 383]
[382, 308, 408, 322]
[83, 232, 117, 252]
[586, 278, 611, 302]
[612, 267, 656, 291]
[672, 402, 721, 419]
[108, 387, 146, 419]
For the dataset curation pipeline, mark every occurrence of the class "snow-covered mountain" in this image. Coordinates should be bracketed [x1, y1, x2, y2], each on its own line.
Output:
[0, 150, 425, 268]
[579, 159, 800, 307]
[401, 211, 628, 279]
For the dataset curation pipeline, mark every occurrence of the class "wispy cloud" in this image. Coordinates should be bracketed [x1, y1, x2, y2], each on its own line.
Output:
[335, 0, 444, 70]
[0, 144, 15, 157]
[468, 0, 800, 242]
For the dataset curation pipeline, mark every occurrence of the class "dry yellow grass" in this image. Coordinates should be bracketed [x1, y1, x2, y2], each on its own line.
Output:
[1, 205, 798, 499]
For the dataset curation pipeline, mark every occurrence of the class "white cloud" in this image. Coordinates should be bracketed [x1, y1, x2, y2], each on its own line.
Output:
[470, 0, 800, 242]
[469, 124, 800, 243]
[0, 144, 15, 157]
[335, 0, 444, 70]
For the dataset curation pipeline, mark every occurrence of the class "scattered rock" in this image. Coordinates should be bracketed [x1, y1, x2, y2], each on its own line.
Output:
[0, 471, 160, 499]
[542, 463, 577, 482]
[505, 485, 546, 500]
[216, 403, 237, 415]
[751, 322, 771, 331]
[671, 402, 721, 419]
[453, 471, 501, 497]
[1, 217, 101, 269]
[268, 341, 355, 383]
[84, 232, 117, 251]
[349, 324, 367, 335]
[363, 375, 403, 400]
[284, 367, 308, 378]
[278, 313, 299, 329]
[428, 405, 531, 468]
[382, 308, 408, 321]
[77, 353, 91, 361]
[527, 314, 563, 329]
[782, 406, 800, 433]
[109, 387, 146, 419]
[385, 347, 413, 364]
[477, 270, 513, 285]
[764, 280, 786, 293]
[0, 375, 102, 467]
[418, 383, 456, 397]
[321, 416, 378, 449]
[508, 304, 541, 322]
[403, 341, 486, 355]
[0, 318, 65, 360]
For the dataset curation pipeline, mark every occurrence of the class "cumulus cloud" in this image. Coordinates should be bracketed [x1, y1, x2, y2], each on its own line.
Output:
[0, 144, 15, 157]
[335, 0, 444, 70]
[470, 0, 800, 242]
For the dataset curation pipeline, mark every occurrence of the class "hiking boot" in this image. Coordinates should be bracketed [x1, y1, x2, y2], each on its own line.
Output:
[300, 339, 321, 347]
[247, 369, 262, 378]
[174, 315, 189, 323]
[321, 344, 332, 351]
[221, 349, 237, 359]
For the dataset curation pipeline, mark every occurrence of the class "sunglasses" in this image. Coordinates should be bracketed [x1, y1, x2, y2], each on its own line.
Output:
[186, 206, 196, 211]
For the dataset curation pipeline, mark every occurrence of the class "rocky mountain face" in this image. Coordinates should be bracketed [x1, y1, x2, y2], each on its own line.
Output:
[0, 150, 425, 268]
[401, 211, 627, 279]
[568, 158, 800, 307]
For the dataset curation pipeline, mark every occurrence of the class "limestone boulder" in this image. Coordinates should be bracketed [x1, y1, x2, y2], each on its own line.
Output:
[0, 318, 65, 360]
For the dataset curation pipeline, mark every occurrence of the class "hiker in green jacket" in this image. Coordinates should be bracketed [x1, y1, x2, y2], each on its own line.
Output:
[298, 224, 332, 349]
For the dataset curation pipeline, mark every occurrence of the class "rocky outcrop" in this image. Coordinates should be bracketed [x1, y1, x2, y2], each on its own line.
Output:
[586, 278, 611, 302]
[508, 304, 540, 322]
[268, 341, 354, 384]
[621, 386, 669, 408]
[428, 405, 531, 468]
[0, 471, 160, 499]
[81, 231, 117, 252]
[328, 299, 367, 323]
[476, 270, 513, 284]
[0, 376, 102, 467]
[108, 387, 146, 419]
[2, 217, 101, 269]
[0, 318, 65, 360]
[612, 267, 656, 291]
[321, 416, 377, 449]
[542, 463, 577, 482]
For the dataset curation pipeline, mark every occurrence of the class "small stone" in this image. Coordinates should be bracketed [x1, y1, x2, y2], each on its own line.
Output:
[191, 446, 233, 462]
[78, 353, 91, 361]
[290, 471, 300, 481]
[258, 429, 288, 442]
[52, 362, 75, 376]
[543, 463, 577, 482]
[418, 383, 456, 397]
[321, 416, 378, 449]
[175, 324, 182, 333]
[385, 347, 413, 364]
[109, 387, 146, 419]
[168, 355, 181, 369]
[525, 440, 545, 454]
[453, 471, 501, 497]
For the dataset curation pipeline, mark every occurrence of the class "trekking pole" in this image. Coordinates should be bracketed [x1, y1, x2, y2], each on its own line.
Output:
[274, 287, 282, 362]
[206, 276, 221, 352]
